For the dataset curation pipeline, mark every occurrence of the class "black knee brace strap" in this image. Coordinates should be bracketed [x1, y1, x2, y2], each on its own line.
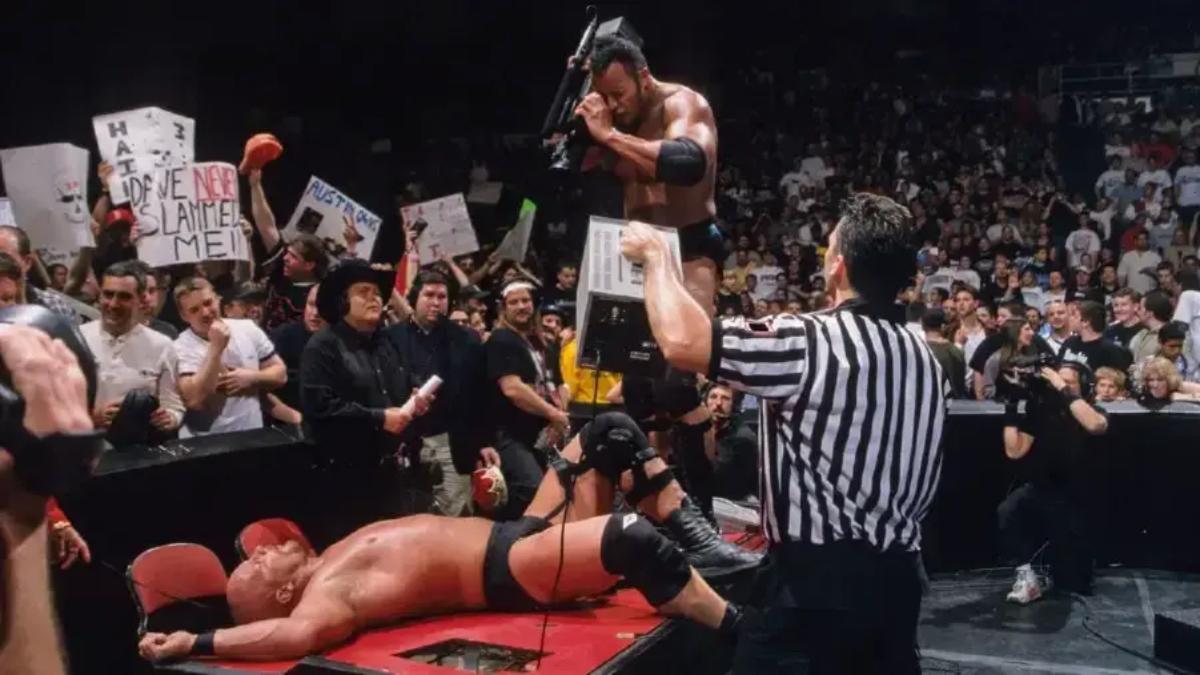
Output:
[600, 513, 692, 606]
[577, 412, 675, 503]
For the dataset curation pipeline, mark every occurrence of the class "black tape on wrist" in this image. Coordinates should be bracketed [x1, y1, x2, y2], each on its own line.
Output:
[191, 632, 215, 656]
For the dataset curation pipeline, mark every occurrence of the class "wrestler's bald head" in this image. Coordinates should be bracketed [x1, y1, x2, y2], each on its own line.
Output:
[226, 541, 313, 624]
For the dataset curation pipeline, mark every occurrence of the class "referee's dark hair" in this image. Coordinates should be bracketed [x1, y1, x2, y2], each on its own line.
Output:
[835, 193, 917, 303]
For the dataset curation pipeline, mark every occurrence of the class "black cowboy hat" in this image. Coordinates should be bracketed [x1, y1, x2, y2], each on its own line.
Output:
[316, 258, 394, 324]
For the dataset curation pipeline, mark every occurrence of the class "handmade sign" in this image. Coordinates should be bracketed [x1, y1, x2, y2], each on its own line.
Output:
[401, 193, 479, 265]
[283, 176, 382, 259]
[495, 198, 536, 262]
[137, 162, 246, 267]
[0, 198, 14, 226]
[92, 106, 195, 205]
[0, 143, 93, 255]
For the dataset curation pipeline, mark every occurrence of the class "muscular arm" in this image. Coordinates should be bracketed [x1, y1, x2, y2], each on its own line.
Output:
[179, 344, 226, 411]
[255, 354, 288, 392]
[1003, 426, 1035, 460]
[498, 374, 562, 421]
[639, 240, 712, 373]
[211, 605, 353, 661]
[597, 92, 716, 185]
[248, 171, 281, 252]
[1067, 399, 1108, 435]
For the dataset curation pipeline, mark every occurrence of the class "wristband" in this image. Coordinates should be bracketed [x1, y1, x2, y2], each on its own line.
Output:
[1002, 400, 1021, 426]
[190, 632, 215, 656]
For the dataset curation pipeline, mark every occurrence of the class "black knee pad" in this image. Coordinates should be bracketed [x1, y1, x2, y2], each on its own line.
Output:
[600, 513, 692, 606]
[579, 412, 652, 482]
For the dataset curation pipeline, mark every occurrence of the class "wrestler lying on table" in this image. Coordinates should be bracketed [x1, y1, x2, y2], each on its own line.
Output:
[139, 412, 745, 663]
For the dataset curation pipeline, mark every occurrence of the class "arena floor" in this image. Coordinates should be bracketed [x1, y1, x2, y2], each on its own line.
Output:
[918, 569, 1199, 674]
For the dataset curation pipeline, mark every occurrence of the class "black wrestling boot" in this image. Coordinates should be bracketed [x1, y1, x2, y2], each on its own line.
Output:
[662, 496, 761, 577]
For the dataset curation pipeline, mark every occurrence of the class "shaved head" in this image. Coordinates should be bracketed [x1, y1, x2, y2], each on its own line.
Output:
[226, 541, 313, 624]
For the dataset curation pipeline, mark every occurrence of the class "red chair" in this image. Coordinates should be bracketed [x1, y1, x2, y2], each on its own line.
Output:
[126, 543, 231, 635]
[235, 517, 314, 560]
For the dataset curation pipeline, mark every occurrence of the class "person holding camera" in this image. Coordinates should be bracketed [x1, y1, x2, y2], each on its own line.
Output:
[997, 361, 1109, 604]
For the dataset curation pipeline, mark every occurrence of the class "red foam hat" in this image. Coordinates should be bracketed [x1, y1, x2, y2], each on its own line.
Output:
[238, 133, 283, 174]
[105, 207, 135, 229]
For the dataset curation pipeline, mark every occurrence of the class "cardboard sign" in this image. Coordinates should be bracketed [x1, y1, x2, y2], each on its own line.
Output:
[0, 198, 14, 226]
[92, 106, 195, 205]
[495, 198, 536, 262]
[136, 162, 246, 267]
[0, 143, 93, 253]
[401, 193, 479, 265]
[575, 216, 682, 375]
[283, 176, 382, 259]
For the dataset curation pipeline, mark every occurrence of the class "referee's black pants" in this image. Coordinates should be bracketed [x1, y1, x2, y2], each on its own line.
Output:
[733, 540, 924, 675]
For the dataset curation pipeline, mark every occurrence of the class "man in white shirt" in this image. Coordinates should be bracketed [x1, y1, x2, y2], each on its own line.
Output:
[1117, 231, 1163, 296]
[1174, 150, 1200, 225]
[1138, 156, 1173, 202]
[1174, 289, 1200, 382]
[800, 145, 828, 188]
[1064, 219, 1101, 270]
[953, 287, 988, 386]
[748, 259, 782, 301]
[174, 277, 287, 437]
[81, 261, 184, 439]
[1094, 156, 1126, 200]
[1041, 300, 1073, 354]
[778, 158, 813, 200]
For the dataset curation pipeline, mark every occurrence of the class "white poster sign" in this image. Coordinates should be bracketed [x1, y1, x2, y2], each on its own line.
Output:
[401, 193, 479, 265]
[283, 176, 382, 259]
[136, 162, 246, 267]
[0, 198, 14, 226]
[92, 106, 195, 205]
[0, 143, 93, 253]
[495, 198, 536, 262]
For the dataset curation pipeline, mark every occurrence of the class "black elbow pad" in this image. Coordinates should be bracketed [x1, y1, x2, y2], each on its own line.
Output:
[656, 137, 707, 186]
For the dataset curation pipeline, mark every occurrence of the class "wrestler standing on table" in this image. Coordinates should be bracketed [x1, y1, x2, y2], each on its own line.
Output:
[573, 36, 735, 528]
[574, 35, 722, 311]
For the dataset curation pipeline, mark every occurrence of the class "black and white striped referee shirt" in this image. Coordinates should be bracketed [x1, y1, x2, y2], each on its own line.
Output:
[709, 299, 947, 552]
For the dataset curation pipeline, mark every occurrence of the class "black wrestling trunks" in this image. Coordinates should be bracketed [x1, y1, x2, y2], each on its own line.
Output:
[482, 515, 553, 611]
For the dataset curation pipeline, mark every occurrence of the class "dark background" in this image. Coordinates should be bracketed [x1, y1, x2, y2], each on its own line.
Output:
[2, 0, 1196, 254]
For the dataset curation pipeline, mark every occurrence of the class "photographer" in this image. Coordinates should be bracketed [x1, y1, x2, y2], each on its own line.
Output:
[997, 361, 1108, 605]
[0, 320, 98, 675]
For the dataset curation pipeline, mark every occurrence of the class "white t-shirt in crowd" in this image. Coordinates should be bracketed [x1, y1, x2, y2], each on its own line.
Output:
[1095, 169, 1125, 198]
[1138, 169, 1173, 201]
[1117, 250, 1163, 295]
[175, 318, 276, 438]
[1065, 228, 1101, 269]
[1175, 165, 1200, 207]
[81, 322, 185, 427]
[1089, 207, 1115, 240]
[952, 268, 981, 290]
[1173, 290, 1200, 382]
[779, 171, 813, 199]
[748, 265, 783, 301]
[1104, 144, 1131, 161]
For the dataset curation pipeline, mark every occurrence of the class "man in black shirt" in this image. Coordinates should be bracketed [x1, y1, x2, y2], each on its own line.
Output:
[542, 261, 578, 307]
[387, 270, 493, 517]
[922, 309, 967, 399]
[300, 259, 433, 545]
[487, 279, 570, 520]
[270, 284, 325, 411]
[998, 362, 1109, 603]
[706, 383, 757, 502]
[1103, 288, 1143, 348]
[1061, 300, 1133, 373]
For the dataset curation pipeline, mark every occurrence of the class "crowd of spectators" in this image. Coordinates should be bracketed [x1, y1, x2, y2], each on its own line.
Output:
[7, 63, 1200, 568]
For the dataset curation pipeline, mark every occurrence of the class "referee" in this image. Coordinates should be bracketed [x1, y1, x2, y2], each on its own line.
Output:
[621, 193, 947, 674]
